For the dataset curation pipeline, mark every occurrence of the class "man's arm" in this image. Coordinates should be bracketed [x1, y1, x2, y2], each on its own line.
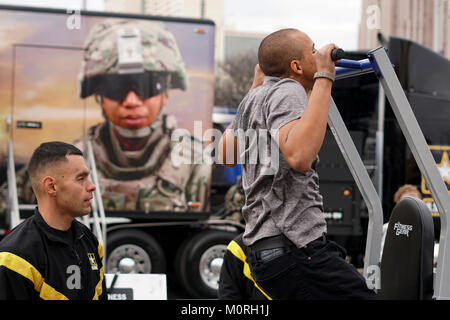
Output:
[97, 241, 108, 300]
[277, 44, 336, 173]
[0, 264, 37, 300]
[249, 64, 265, 90]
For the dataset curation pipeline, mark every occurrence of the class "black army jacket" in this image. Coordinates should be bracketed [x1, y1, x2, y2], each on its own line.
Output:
[0, 208, 106, 300]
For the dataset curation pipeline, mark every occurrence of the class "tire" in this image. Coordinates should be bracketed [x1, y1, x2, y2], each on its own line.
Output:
[175, 229, 238, 298]
[106, 229, 166, 274]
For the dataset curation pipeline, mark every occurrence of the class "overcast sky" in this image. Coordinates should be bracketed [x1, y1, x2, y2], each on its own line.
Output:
[0, 0, 363, 49]
[225, 0, 362, 50]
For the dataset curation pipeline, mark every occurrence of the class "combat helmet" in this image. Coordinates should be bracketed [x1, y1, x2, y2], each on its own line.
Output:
[78, 19, 188, 101]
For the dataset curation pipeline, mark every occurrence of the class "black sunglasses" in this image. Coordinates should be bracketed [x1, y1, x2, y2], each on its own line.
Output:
[80, 72, 170, 102]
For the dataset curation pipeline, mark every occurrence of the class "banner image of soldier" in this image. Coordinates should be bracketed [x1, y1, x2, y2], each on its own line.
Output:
[74, 19, 211, 212]
[0, 19, 211, 226]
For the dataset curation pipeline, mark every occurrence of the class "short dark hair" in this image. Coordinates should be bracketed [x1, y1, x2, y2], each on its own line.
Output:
[258, 28, 304, 78]
[27, 141, 83, 180]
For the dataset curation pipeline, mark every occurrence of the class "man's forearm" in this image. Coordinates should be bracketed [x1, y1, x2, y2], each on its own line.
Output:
[282, 78, 332, 172]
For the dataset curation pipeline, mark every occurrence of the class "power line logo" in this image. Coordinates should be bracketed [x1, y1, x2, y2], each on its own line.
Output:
[421, 146, 450, 216]
[87, 253, 98, 271]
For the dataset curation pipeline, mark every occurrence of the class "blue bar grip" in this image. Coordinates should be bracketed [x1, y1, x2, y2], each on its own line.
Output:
[336, 59, 372, 69]
[335, 59, 374, 79]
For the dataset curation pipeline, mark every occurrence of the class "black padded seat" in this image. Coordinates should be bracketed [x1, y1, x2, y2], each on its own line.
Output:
[380, 197, 434, 300]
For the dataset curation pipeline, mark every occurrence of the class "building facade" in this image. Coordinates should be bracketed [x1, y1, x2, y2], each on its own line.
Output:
[358, 0, 450, 58]
[223, 29, 265, 62]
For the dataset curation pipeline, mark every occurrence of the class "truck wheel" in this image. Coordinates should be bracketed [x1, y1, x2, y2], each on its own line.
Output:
[175, 229, 237, 298]
[106, 229, 166, 274]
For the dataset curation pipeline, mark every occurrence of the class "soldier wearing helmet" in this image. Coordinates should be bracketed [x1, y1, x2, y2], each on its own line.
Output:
[74, 19, 211, 212]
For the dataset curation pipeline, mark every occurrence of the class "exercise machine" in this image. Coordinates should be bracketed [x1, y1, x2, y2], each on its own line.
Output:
[330, 47, 450, 299]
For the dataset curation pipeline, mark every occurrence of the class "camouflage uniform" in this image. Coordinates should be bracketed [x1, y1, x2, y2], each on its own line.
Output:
[0, 120, 210, 227]
[77, 19, 211, 212]
[73, 114, 210, 212]
[222, 175, 245, 222]
[0, 167, 35, 228]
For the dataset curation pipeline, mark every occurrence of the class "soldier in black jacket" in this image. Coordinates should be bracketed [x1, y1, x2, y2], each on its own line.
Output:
[0, 141, 106, 300]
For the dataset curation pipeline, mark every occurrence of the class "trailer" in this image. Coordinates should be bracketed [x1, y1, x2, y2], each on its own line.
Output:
[0, 5, 242, 299]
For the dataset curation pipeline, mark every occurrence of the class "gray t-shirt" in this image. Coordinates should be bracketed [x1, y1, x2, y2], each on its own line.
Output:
[232, 76, 326, 248]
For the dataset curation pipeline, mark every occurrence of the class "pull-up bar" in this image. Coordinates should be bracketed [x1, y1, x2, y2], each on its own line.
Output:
[331, 47, 379, 79]
[336, 59, 374, 80]
[327, 47, 450, 299]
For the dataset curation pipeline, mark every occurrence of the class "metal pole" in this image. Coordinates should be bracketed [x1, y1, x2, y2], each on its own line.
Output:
[375, 83, 385, 199]
[86, 141, 107, 265]
[328, 99, 384, 278]
[6, 139, 21, 229]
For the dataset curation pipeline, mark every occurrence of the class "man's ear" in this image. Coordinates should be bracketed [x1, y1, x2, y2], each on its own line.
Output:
[42, 176, 57, 196]
[290, 60, 303, 76]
